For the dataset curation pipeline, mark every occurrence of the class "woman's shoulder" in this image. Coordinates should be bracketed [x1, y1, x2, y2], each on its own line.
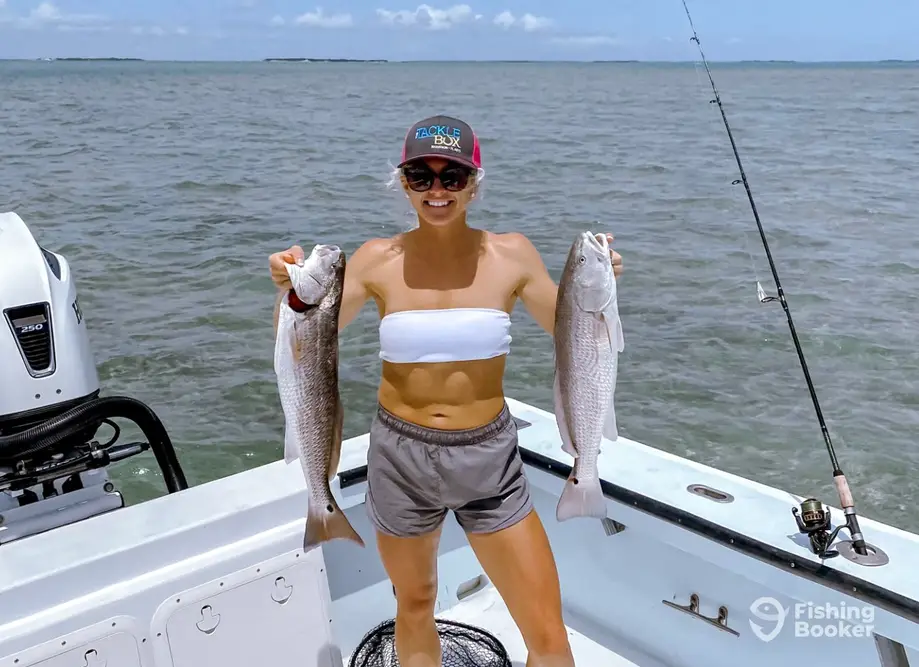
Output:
[484, 230, 543, 262]
[348, 235, 404, 272]
[353, 235, 404, 257]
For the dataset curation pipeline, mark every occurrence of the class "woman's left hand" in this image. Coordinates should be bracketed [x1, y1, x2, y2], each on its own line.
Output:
[603, 233, 623, 279]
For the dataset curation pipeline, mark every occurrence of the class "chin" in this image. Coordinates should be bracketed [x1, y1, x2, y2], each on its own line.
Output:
[417, 202, 464, 225]
[419, 214, 463, 227]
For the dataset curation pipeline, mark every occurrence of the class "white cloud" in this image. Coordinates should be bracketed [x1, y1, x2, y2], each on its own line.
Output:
[376, 4, 474, 30]
[294, 7, 353, 28]
[550, 35, 618, 47]
[11, 2, 108, 30]
[493, 10, 513, 28]
[30, 2, 60, 22]
[129, 25, 190, 37]
[28, 2, 103, 25]
[269, 15, 285, 26]
[1, 2, 186, 36]
[492, 10, 551, 32]
[520, 13, 551, 31]
[57, 23, 112, 32]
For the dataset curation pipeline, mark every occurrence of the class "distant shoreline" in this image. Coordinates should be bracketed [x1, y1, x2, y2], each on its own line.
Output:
[263, 57, 388, 63]
[6, 58, 917, 65]
[33, 57, 146, 62]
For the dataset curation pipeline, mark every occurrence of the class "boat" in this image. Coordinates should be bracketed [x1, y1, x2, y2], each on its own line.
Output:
[1, 208, 918, 666]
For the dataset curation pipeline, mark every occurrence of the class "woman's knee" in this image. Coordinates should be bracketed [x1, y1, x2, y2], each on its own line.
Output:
[375, 528, 442, 618]
[394, 580, 438, 617]
[523, 612, 571, 656]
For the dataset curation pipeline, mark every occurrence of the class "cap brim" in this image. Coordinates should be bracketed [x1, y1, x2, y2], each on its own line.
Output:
[397, 152, 478, 170]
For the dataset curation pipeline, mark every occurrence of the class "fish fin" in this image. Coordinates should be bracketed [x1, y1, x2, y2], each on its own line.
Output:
[602, 303, 625, 354]
[601, 303, 623, 443]
[553, 372, 577, 457]
[602, 399, 619, 443]
[285, 314, 302, 363]
[327, 400, 344, 483]
[303, 496, 365, 551]
[283, 423, 298, 465]
[290, 318, 306, 363]
[556, 474, 607, 522]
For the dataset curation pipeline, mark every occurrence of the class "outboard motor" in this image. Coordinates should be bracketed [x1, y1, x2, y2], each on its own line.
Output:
[0, 211, 188, 545]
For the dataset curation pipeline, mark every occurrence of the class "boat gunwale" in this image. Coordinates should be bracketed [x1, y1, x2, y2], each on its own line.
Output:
[4, 398, 918, 636]
[339, 440, 919, 626]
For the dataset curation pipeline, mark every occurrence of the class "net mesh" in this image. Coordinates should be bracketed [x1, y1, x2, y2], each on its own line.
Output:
[348, 617, 512, 667]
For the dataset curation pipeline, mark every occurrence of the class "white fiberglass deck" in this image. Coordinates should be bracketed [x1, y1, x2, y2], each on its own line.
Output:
[431, 584, 641, 667]
[3, 398, 919, 667]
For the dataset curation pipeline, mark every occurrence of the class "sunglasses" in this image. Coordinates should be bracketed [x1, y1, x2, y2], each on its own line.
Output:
[401, 162, 474, 192]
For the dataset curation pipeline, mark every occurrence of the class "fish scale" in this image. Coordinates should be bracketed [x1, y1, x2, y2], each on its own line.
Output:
[282, 311, 337, 504]
[553, 231, 623, 522]
[274, 244, 364, 551]
[564, 315, 614, 470]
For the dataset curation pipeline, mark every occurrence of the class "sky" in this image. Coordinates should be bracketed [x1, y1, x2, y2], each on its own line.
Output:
[0, 0, 917, 62]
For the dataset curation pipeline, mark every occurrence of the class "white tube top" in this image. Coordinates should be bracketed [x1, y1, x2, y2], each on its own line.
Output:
[379, 308, 512, 363]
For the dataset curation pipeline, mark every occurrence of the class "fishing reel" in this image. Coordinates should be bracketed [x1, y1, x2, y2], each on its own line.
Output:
[792, 498, 842, 559]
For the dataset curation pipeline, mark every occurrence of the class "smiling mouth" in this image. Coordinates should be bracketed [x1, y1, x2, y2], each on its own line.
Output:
[424, 200, 453, 208]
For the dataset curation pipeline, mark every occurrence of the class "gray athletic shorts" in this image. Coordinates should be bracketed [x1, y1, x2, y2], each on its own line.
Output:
[365, 403, 533, 537]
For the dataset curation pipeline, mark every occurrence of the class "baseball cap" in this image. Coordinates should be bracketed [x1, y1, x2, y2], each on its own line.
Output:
[397, 115, 482, 171]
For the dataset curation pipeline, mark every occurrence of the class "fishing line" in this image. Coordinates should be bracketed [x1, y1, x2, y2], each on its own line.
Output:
[685, 43, 769, 300]
[679, 0, 869, 556]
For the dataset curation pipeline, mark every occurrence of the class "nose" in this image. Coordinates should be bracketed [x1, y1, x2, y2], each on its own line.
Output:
[427, 174, 448, 193]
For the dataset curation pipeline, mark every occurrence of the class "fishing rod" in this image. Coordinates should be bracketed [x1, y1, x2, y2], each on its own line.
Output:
[679, 0, 872, 559]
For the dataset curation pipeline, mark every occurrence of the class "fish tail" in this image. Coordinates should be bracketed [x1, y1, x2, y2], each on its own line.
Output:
[555, 474, 607, 522]
[303, 496, 365, 550]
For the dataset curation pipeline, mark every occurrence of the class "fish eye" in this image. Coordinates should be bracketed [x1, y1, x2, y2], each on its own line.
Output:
[577, 255, 586, 264]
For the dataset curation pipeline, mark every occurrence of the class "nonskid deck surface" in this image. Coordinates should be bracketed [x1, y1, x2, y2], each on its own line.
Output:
[346, 584, 640, 667]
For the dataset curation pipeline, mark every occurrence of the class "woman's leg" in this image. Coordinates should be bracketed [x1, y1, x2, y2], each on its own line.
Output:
[433, 405, 573, 665]
[376, 527, 444, 667]
[467, 510, 574, 667]
[366, 404, 451, 665]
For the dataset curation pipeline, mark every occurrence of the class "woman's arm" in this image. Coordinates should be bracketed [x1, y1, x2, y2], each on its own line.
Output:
[336, 240, 383, 332]
[510, 234, 559, 336]
[512, 232, 622, 337]
[269, 239, 386, 334]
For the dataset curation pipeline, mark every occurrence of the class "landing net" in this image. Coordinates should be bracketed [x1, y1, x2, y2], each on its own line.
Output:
[348, 617, 512, 667]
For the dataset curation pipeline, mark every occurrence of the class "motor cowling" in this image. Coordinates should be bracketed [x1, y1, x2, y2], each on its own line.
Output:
[0, 212, 188, 544]
[0, 211, 101, 435]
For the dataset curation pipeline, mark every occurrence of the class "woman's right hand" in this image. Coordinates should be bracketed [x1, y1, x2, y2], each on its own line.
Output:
[269, 245, 305, 290]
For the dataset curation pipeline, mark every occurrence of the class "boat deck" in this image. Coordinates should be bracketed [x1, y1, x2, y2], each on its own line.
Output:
[347, 584, 641, 667]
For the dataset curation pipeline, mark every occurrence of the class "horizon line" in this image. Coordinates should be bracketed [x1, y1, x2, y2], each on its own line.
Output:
[2, 57, 917, 64]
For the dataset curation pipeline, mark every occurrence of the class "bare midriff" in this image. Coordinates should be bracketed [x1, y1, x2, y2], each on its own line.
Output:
[378, 355, 508, 430]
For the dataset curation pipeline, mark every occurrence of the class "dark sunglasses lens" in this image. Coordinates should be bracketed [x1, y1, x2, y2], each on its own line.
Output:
[439, 167, 471, 191]
[402, 167, 433, 191]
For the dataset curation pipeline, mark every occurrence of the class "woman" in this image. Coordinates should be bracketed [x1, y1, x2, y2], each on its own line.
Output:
[269, 115, 623, 667]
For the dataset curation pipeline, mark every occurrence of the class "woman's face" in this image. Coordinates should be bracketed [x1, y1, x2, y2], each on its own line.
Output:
[400, 157, 477, 226]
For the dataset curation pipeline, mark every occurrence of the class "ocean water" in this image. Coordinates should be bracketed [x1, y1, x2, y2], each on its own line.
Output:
[2, 60, 918, 533]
